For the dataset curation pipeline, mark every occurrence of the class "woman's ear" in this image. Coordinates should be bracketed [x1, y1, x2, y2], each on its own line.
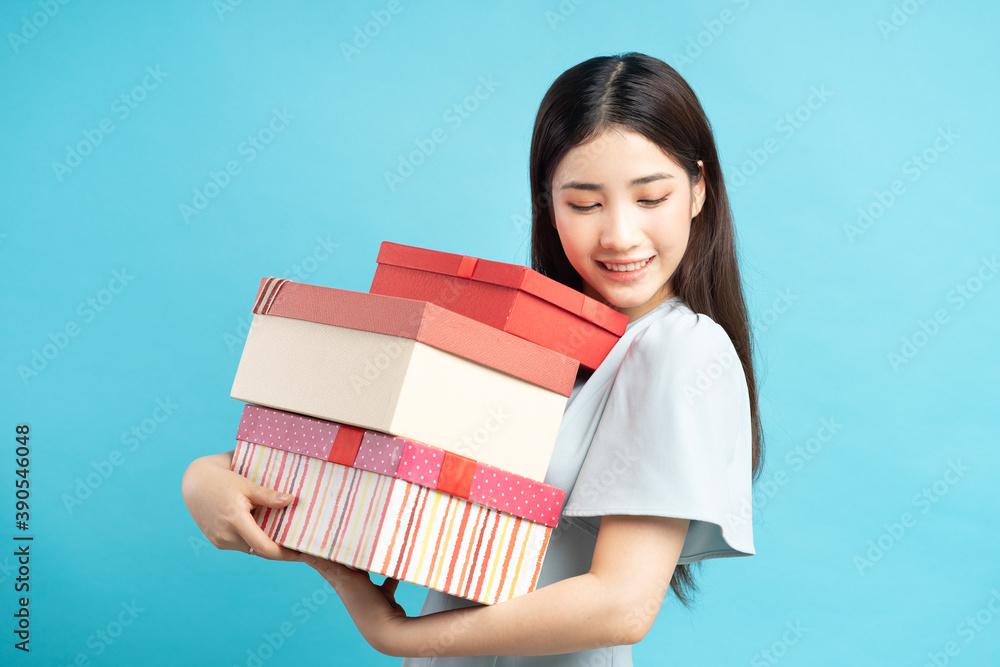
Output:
[690, 160, 707, 219]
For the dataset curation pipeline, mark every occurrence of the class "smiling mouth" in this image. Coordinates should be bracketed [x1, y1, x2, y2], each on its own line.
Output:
[598, 257, 652, 272]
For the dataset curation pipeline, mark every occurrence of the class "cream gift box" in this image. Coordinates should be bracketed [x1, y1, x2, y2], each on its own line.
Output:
[232, 404, 566, 605]
[231, 277, 580, 482]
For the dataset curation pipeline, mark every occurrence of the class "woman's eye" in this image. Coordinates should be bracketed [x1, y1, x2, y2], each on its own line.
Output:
[638, 195, 669, 206]
[568, 203, 600, 211]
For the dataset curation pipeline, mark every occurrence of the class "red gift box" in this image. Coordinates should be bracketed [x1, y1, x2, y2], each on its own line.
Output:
[370, 242, 629, 370]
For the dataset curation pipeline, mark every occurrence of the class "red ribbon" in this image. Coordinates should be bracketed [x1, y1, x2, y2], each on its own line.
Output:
[327, 424, 365, 465]
[436, 451, 477, 498]
[456, 256, 478, 279]
[253, 277, 288, 315]
[580, 296, 600, 323]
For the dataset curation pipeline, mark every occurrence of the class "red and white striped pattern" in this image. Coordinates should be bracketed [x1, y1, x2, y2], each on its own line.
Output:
[232, 440, 552, 605]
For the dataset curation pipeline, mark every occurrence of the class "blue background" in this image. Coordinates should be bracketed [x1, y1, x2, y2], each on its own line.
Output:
[2, 1, 998, 665]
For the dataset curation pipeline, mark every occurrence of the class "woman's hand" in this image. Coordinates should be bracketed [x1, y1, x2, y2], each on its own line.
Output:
[181, 450, 303, 561]
[302, 555, 408, 654]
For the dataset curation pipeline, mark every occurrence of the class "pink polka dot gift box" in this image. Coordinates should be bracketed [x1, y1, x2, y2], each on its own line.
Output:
[231, 404, 566, 605]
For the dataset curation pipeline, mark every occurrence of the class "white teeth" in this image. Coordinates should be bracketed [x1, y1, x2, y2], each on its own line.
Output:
[601, 258, 651, 272]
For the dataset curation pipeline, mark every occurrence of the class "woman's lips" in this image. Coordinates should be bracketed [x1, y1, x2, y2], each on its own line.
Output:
[595, 256, 654, 282]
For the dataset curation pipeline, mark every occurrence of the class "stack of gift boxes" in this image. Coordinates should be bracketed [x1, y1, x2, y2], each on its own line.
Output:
[228, 241, 628, 605]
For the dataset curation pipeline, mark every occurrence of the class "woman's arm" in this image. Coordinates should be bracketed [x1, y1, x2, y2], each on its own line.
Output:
[306, 514, 690, 657]
[181, 450, 303, 561]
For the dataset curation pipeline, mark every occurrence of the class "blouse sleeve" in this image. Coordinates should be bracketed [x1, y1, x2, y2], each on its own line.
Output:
[562, 308, 756, 563]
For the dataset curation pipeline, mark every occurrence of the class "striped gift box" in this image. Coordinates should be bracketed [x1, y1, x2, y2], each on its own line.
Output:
[232, 440, 553, 605]
[236, 404, 565, 527]
[231, 405, 565, 605]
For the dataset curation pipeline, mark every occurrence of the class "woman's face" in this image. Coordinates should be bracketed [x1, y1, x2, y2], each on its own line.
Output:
[550, 126, 705, 321]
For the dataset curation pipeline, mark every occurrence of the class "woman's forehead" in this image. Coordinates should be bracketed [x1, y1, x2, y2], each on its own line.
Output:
[552, 129, 685, 187]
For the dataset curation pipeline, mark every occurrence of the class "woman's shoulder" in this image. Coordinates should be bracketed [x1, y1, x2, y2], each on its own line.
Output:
[626, 298, 740, 373]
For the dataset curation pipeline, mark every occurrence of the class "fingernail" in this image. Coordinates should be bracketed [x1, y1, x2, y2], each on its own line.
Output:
[277, 493, 292, 502]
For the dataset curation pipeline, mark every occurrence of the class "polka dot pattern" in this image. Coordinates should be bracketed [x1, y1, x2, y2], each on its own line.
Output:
[470, 463, 565, 527]
[234, 406, 565, 526]
[397, 441, 445, 487]
[354, 431, 405, 476]
[236, 404, 338, 459]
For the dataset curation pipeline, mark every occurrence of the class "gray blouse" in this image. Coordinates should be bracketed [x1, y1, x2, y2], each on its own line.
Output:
[402, 296, 755, 666]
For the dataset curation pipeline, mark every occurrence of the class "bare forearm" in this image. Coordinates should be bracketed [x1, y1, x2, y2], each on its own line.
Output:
[387, 573, 639, 658]
[309, 516, 686, 658]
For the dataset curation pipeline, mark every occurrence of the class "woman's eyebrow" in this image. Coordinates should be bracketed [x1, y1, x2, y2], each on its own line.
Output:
[558, 172, 674, 191]
[629, 172, 674, 187]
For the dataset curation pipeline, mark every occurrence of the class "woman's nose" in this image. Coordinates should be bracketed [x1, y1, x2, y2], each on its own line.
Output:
[598, 204, 643, 251]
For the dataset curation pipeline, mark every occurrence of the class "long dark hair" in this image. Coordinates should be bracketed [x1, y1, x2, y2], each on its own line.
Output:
[529, 52, 764, 608]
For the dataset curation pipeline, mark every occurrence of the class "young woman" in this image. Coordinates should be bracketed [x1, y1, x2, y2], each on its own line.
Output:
[183, 51, 764, 666]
